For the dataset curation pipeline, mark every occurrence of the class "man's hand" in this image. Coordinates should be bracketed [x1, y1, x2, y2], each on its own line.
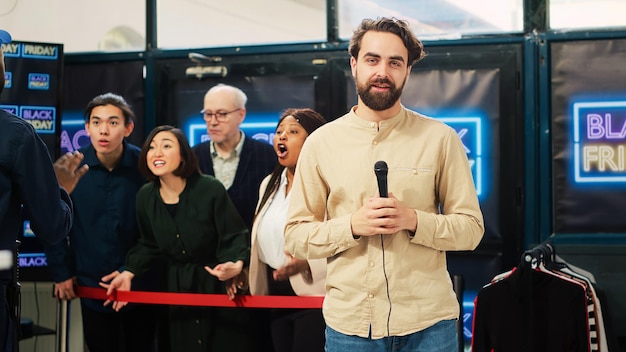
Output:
[53, 277, 77, 301]
[350, 192, 417, 237]
[54, 151, 89, 194]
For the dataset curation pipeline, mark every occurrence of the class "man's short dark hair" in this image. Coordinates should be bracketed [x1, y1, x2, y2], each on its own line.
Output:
[84, 93, 136, 125]
[348, 17, 426, 66]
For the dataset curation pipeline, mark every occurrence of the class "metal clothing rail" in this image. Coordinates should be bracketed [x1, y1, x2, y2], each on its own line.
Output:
[522, 241, 555, 269]
[55, 300, 69, 352]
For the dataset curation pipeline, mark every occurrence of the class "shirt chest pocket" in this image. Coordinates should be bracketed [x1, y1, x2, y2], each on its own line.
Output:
[388, 166, 436, 207]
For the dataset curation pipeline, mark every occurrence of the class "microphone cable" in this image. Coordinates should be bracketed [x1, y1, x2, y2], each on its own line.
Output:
[380, 234, 392, 352]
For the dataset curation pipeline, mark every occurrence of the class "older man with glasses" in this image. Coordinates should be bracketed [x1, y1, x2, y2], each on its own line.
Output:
[192, 83, 276, 352]
[193, 83, 276, 232]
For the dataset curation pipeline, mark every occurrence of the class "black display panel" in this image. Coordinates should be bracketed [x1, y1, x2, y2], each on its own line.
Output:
[1, 55, 144, 281]
[552, 38, 626, 233]
[174, 76, 315, 146]
[61, 60, 146, 153]
[155, 52, 339, 146]
[1, 40, 62, 158]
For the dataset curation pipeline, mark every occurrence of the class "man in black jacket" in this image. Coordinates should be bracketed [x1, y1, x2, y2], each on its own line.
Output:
[0, 29, 80, 352]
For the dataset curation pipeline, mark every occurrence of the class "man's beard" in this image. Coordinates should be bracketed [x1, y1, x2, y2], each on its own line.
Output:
[356, 74, 404, 111]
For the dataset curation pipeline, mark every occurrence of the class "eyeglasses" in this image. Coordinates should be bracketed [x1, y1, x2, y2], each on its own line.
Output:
[201, 108, 241, 122]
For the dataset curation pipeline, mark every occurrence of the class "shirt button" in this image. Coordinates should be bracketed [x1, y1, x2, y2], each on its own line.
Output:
[369, 262, 374, 267]
[368, 293, 374, 298]
[373, 141, 378, 145]
[198, 340, 202, 344]
[196, 320, 200, 324]
[176, 234, 180, 238]
[182, 250, 186, 254]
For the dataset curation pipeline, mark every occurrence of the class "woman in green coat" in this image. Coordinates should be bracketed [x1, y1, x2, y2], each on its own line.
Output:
[103, 125, 250, 352]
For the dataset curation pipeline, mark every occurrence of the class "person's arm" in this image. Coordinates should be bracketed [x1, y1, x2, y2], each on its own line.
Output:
[203, 179, 249, 298]
[272, 252, 312, 282]
[52, 277, 77, 301]
[284, 140, 358, 260]
[16, 126, 72, 245]
[124, 186, 165, 276]
[409, 127, 485, 251]
[209, 178, 250, 267]
[43, 238, 77, 299]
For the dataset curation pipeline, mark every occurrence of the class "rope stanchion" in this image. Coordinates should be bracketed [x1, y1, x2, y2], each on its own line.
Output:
[76, 286, 324, 309]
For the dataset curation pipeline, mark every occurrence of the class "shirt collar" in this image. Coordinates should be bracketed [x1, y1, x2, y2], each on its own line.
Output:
[279, 168, 288, 187]
[82, 140, 135, 168]
[210, 131, 246, 158]
[347, 105, 407, 129]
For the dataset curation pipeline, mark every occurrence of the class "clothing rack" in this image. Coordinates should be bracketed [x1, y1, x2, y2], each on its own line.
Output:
[471, 240, 606, 352]
[522, 241, 555, 269]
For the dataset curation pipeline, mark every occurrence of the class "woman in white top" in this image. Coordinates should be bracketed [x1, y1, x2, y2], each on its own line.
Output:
[249, 108, 327, 352]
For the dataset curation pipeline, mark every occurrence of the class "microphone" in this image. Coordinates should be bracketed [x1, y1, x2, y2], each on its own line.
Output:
[374, 161, 388, 198]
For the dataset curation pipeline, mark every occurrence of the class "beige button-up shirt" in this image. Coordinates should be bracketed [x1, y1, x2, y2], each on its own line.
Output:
[285, 106, 484, 338]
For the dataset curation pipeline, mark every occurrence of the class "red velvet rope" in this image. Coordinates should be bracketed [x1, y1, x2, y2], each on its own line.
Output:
[76, 286, 324, 309]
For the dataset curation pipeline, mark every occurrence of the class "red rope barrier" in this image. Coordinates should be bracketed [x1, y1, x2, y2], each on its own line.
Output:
[76, 286, 324, 309]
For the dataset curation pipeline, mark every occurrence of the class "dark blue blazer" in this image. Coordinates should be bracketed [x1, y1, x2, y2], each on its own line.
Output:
[193, 135, 276, 233]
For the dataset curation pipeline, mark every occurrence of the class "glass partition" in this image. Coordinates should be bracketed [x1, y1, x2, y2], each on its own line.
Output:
[4, 0, 626, 53]
[338, 0, 524, 40]
[0, 0, 145, 53]
[550, 0, 626, 30]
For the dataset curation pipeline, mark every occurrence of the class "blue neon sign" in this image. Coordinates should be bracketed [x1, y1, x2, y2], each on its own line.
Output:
[437, 117, 484, 197]
[572, 100, 626, 183]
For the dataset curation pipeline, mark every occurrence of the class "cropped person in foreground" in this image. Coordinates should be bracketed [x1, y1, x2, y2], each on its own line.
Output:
[0, 29, 74, 352]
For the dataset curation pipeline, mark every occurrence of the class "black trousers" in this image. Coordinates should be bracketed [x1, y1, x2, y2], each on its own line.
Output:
[267, 265, 325, 352]
[80, 301, 165, 352]
[270, 308, 325, 352]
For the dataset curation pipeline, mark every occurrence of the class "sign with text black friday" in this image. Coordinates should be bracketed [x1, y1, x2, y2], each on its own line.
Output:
[1, 40, 62, 155]
[552, 38, 626, 233]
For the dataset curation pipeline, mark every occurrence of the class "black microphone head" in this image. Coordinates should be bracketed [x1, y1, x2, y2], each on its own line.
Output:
[374, 160, 388, 197]
[374, 160, 388, 176]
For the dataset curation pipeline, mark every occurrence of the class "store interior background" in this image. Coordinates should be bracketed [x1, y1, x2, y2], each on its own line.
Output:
[3, 0, 626, 351]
